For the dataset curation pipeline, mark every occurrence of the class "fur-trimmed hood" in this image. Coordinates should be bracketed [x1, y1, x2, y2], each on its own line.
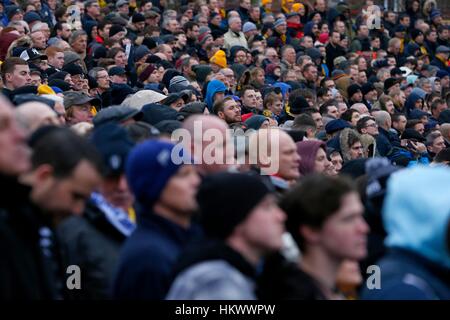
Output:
[339, 128, 362, 161]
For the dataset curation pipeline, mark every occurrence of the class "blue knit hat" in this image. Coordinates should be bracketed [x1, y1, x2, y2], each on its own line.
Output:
[274, 18, 287, 28]
[126, 140, 191, 209]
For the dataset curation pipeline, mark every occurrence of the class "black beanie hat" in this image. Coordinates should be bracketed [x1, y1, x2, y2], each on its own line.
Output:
[132, 13, 145, 23]
[290, 95, 310, 115]
[197, 172, 273, 240]
[109, 24, 125, 38]
[347, 84, 362, 98]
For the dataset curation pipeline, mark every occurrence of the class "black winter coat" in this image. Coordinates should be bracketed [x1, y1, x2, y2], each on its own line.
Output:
[57, 199, 129, 299]
[0, 175, 63, 299]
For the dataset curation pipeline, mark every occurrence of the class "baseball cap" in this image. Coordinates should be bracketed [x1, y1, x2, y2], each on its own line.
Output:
[108, 66, 127, 76]
[93, 105, 144, 127]
[64, 91, 100, 109]
[91, 123, 135, 176]
[116, 0, 129, 8]
[436, 45, 450, 54]
[20, 48, 47, 62]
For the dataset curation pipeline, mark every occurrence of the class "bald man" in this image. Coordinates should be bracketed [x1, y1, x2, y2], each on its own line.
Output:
[440, 123, 450, 148]
[350, 103, 370, 117]
[180, 115, 235, 175]
[0, 94, 30, 176]
[15, 102, 61, 135]
[249, 128, 300, 184]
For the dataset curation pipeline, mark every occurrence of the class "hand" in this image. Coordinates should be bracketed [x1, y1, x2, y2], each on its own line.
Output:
[122, 38, 131, 46]
[410, 141, 427, 153]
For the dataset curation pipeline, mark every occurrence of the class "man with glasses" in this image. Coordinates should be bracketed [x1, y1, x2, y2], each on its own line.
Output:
[88, 67, 111, 109]
[265, 47, 279, 64]
[83, 0, 101, 26]
[356, 116, 379, 137]
[219, 68, 236, 92]
[63, 63, 87, 91]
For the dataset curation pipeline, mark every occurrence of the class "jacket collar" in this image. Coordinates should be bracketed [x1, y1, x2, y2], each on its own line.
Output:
[137, 207, 201, 245]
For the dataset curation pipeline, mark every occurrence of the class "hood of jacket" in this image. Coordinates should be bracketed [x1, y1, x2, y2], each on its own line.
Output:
[404, 42, 420, 57]
[382, 166, 450, 269]
[404, 91, 424, 116]
[205, 80, 227, 110]
[339, 128, 361, 161]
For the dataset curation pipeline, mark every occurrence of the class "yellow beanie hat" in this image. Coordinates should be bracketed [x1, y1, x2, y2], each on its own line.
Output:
[210, 50, 227, 69]
[262, 0, 272, 5]
[37, 84, 56, 95]
[292, 3, 305, 12]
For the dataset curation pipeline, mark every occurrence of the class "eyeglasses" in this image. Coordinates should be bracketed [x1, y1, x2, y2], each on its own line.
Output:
[365, 123, 378, 128]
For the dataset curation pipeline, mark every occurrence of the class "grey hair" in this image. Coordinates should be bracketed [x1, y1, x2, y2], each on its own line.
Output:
[31, 22, 47, 33]
[88, 67, 107, 79]
[228, 16, 241, 26]
[69, 30, 87, 44]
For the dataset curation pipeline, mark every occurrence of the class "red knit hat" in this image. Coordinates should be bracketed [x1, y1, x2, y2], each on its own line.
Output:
[318, 33, 329, 44]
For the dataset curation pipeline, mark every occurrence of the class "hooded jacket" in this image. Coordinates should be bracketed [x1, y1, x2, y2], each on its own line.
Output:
[361, 166, 450, 299]
[339, 128, 362, 162]
[404, 91, 424, 117]
[205, 80, 227, 111]
[296, 140, 326, 176]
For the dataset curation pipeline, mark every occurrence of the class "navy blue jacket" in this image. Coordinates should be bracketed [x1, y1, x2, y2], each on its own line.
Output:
[112, 211, 201, 299]
[376, 127, 396, 157]
[361, 248, 450, 300]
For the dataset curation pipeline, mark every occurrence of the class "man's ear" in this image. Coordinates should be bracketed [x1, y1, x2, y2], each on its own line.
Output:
[300, 225, 321, 246]
[4, 72, 12, 83]
[34, 164, 54, 183]
[217, 111, 225, 120]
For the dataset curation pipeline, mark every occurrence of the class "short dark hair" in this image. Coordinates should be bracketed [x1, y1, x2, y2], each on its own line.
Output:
[406, 119, 422, 129]
[437, 25, 448, 35]
[341, 108, 359, 122]
[316, 87, 329, 99]
[107, 47, 125, 59]
[356, 116, 375, 133]
[281, 174, 356, 251]
[302, 63, 316, 74]
[238, 85, 255, 98]
[293, 114, 316, 130]
[212, 96, 234, 115]
[1, 57, 28, 82]
[183, 21, 199, 33]
[30, 127, 104, 178]
[431, 99, 445, 112]
[302, 107, 321, 116]
[319, 100, 337, 116]
[391, 112, 406, 123]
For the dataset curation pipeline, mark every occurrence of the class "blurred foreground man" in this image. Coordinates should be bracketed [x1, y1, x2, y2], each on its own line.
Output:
[0, 117, 103, 298]
[113, 140, 201, 299]
[167, 172, 286, 299]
